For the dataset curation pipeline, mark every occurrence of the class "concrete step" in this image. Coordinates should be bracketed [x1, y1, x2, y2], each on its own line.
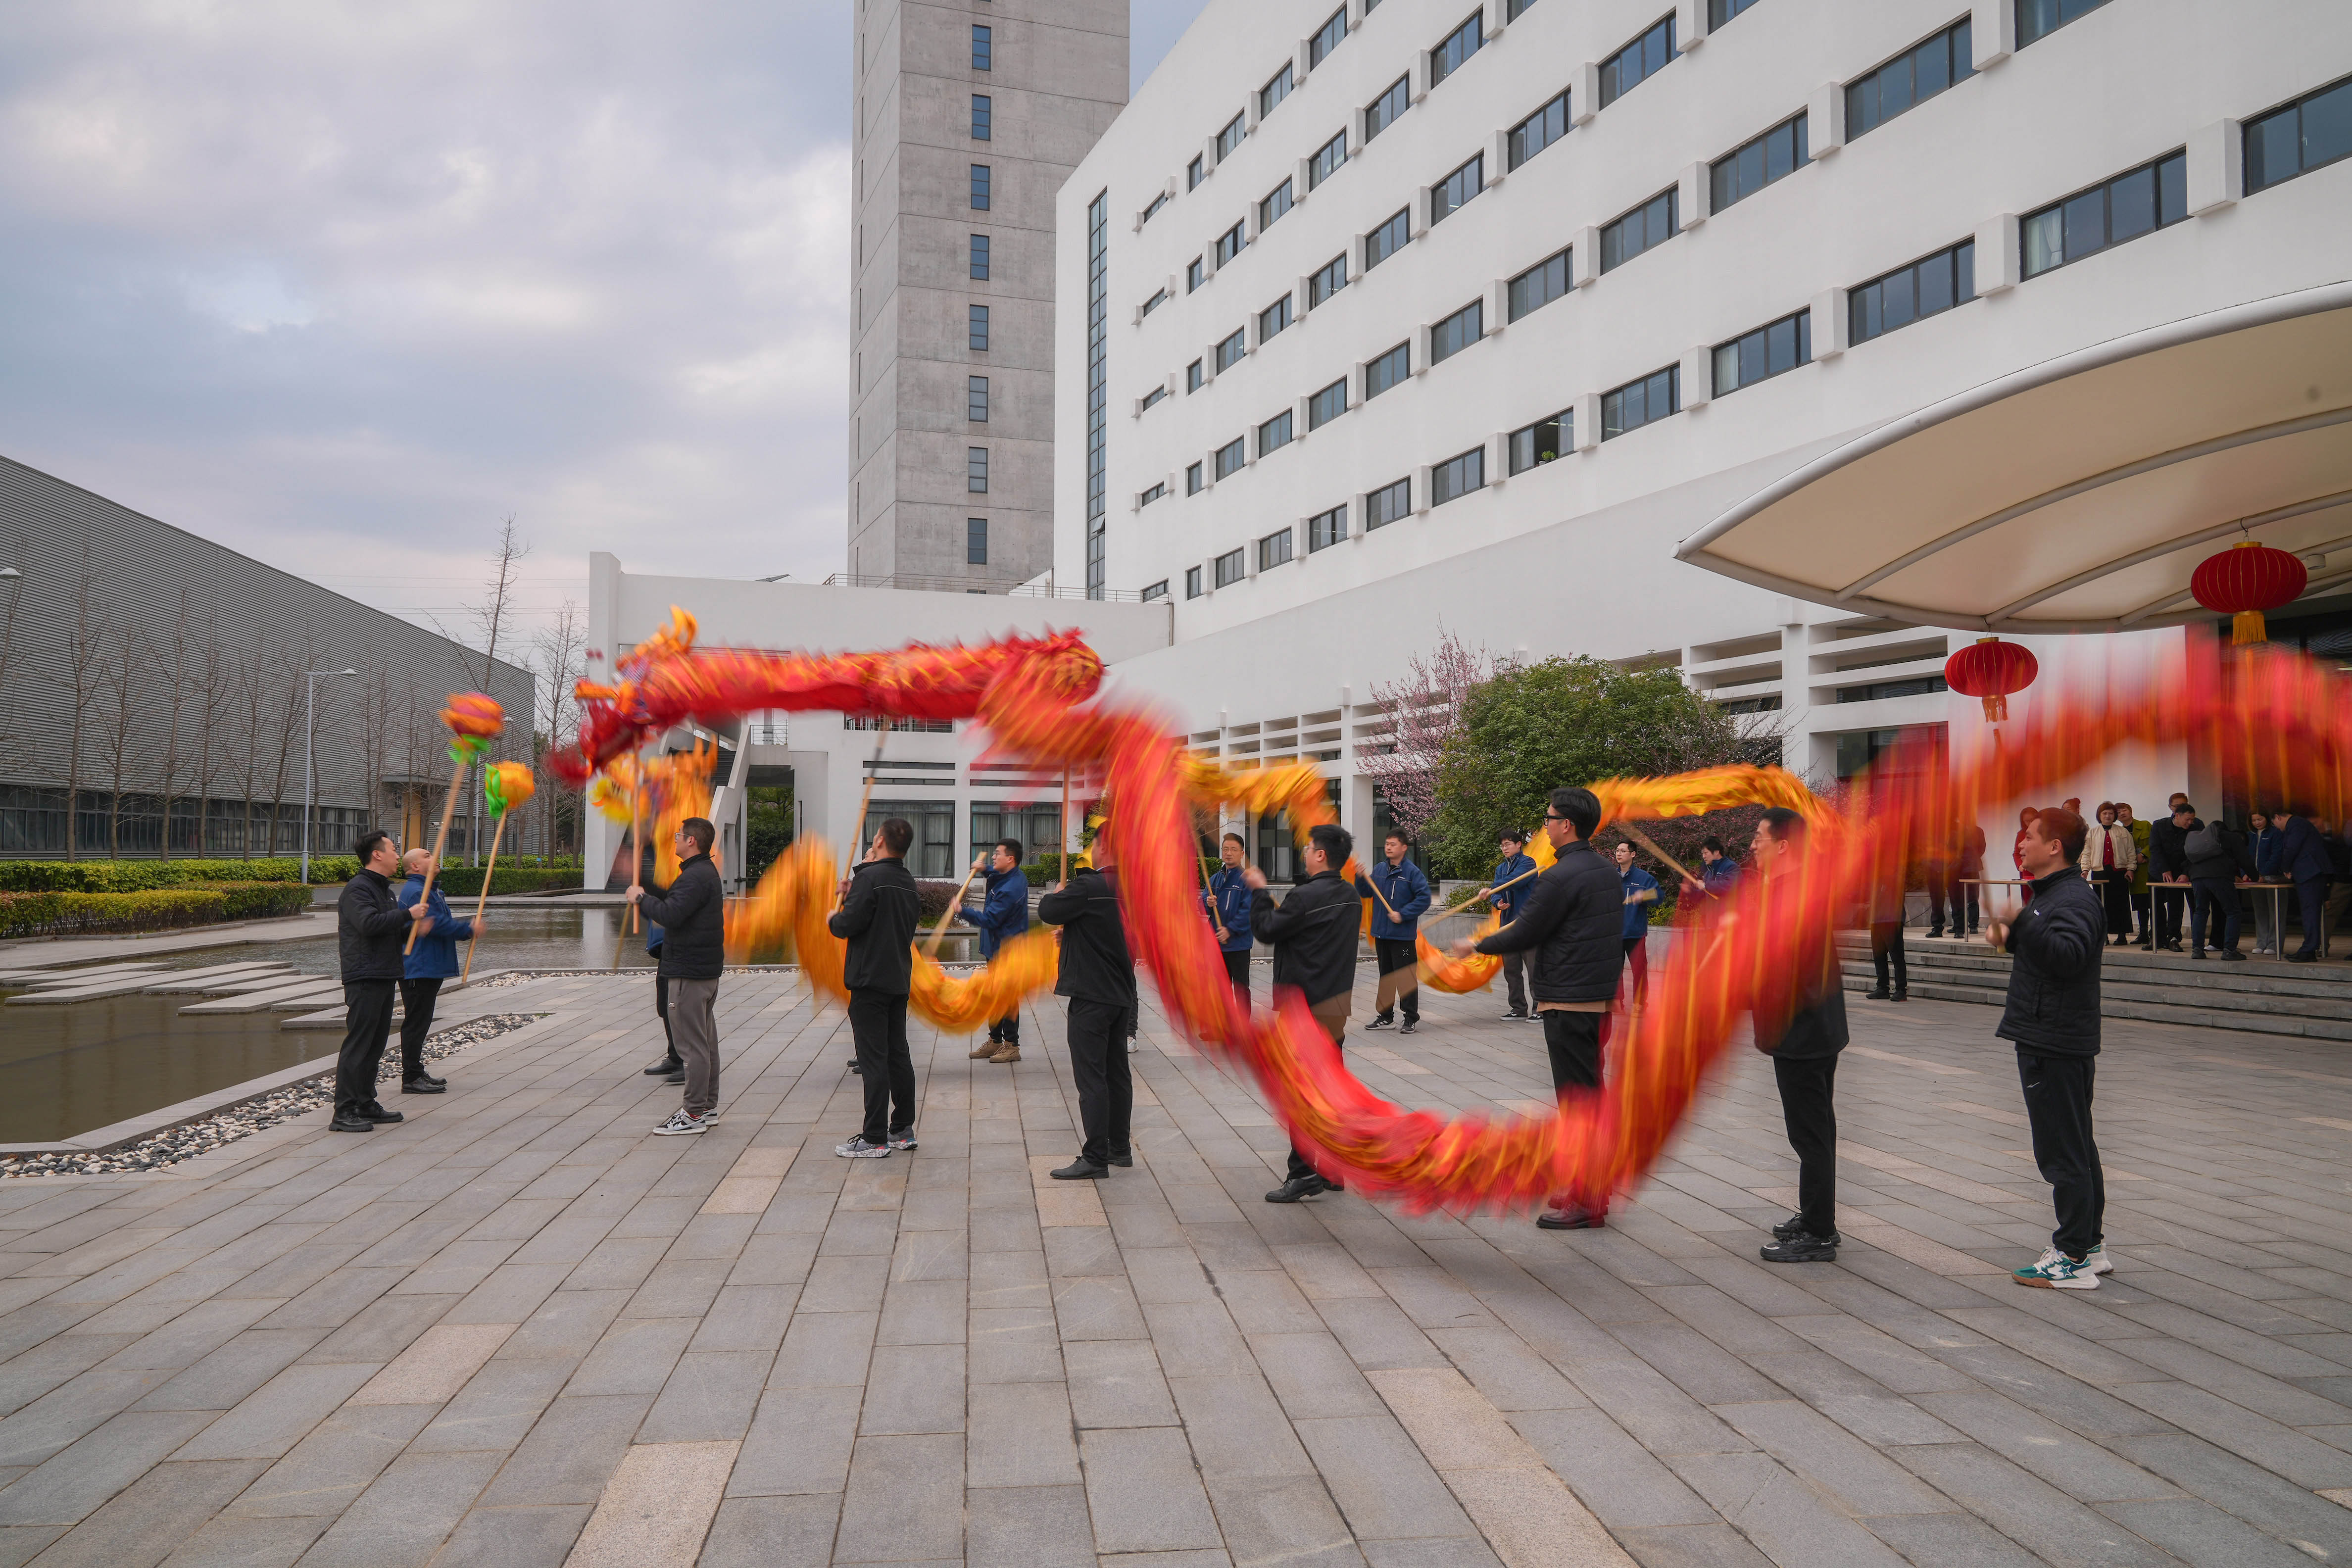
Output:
[1841, 972, 2352, 1042]
[1837, 934, 2352, 1001]
[179, 980, 343, 1015]
[132, 964, 297, 994]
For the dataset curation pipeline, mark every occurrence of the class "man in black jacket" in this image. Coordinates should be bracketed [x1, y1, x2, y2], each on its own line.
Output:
[2147, 793, 2193, 951]
[1249, 823, 1363, 1203]
[829, 817, 922, 1157]
[1989, 805, 2111, 1290]
[630, 818, 727, 1134]
[1039, 829, 1140, 1179]
[333, 829, 433, 1132]
[1749, 809, 1850, 1264]
[1456, 787, 1623, 1230]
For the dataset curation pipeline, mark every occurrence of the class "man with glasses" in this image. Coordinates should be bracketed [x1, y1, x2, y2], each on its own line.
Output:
[333, 829, 435, 1133]
[628, 817, 726, 1135]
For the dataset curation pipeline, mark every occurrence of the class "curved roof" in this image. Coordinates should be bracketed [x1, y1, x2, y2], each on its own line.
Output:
[1678, 281, 2352, 633]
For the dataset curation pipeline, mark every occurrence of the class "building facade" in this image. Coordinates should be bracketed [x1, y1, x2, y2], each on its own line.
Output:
[847, 0, 1129, 593]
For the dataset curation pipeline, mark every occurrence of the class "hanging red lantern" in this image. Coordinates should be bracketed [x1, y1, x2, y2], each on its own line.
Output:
[1944, 637, 2038, 723]
[2191, 539, 2305, 646]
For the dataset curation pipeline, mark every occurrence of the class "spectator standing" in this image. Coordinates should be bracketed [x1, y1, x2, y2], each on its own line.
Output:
[1612, 841, 1660, 1007]
[1952, 817, 1987, 937]
[973, 838, 1031, 1062]
[1203, 833, 1255, 1012]
[2322, 817, 2352, 943]
[2147, 799, 2194, 952]
[2118, 802, 2153, 944]
[1923, 826, 1955, 939]
[1989, 806, 2112, 1289]
[1358, 832, 1433, 1034]
[830, 818, 922, 1154]
[2276, 806, 2335, 963]
[394, 848, 472, 1095]
[631, 818, 726, 1135]
[2181, 806, 2254, 959]
[1458, 787, 1624, 1230]
[332, 829, 431, 1132]
[1865, 854, 1909, 1002]
[1040, 832, 1139, 1178]
[1751, 808, 1849, 1264]
[1251, 824, 1365, 1203]
[2250, 810, 2283, 955]
[2080, 804, 2138, 947]
[1472, 830, 1539, 1020]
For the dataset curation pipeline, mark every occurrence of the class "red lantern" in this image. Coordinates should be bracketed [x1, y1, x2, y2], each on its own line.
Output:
[1944, 637, 2038, 723]
[2191, 539, 2306, 646]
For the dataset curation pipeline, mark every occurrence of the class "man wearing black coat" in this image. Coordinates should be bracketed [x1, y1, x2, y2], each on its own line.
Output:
[1749, 808, 1850, 1263]
[2146, 794, 2193, 951]
[1990, 806, 2111, 1290]
[1457, 786, 1624, 1230]
[830, 817, 923, 1157]
[630, 818, 727, 1134]
[332, 829, 434, 1132]
[2275, 806, 2337, 962]
[1250, 823, 1365, 1203]
[1039, 831, 1140, 1180]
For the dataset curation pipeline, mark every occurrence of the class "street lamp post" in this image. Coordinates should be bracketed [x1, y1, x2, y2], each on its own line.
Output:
[301, 669, 359, 884]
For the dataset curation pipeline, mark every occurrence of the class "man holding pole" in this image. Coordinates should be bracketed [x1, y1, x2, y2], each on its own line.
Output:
[1039, 826, 1138, 1179]
[1471, 830, 1538, 1020]
[396, 849, 477, 1095]
[973, 838, 1031, 1064]
[1251, 823, 1364, 1203]
[1750, 808, 1849, 1264]
[1204, 832, 1255, 1012]
[832, 817, 923, 1156]
[630, 817, 726, 1135]
[334, 829, 434, 1133]
[1358, 831, 1433, 1034]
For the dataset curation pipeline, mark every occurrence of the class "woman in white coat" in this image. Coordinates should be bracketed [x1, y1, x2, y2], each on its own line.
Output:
[2081, 802, 2138, 945]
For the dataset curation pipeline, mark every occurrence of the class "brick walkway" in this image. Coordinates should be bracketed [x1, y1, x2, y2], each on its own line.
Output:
[0, 967, 2350, 1567]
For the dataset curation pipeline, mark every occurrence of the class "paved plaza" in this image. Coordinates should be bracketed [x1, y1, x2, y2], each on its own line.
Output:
[0, 967, 2349, 1567]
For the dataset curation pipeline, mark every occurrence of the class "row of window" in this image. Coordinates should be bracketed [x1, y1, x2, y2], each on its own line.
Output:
[961, 3, 999, 575]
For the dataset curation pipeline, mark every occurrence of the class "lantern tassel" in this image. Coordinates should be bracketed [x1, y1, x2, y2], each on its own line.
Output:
[2233, 609, 2267, 647]
[1982, 694, 2008, 723]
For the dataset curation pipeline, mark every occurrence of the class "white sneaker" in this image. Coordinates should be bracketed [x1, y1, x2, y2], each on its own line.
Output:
[2013, 1247, 2099, 1290]
[2083, 1241, 2114, 1275]
[834, 1135, 891, 1159]
[652, 1109, 709, 1136]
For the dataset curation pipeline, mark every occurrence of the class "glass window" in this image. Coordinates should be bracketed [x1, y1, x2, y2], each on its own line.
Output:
[1432, 153, 1484, 224]
[1431, 446, 1484, 505]
[970, 164, 991, 209]
[1261, 62, 1294, 119]
[1186, 565, 1204, 597]
[2018, 0, 2109, 48]
[1508, 409, 1570, 473]
[1710, 111, 1808, 213]
[1215, 329, 1245, 372]
[1141, 288, 1167, 317]
[1364, 207, 1410, 270]
[1260, 177, 1294, 230]
[1307, 505, 1348, 550]
[1085, 193, 1106, 596]
[2245, 75, 2352, 195]
[1309, 7, 1347, 68]
[1846, 20, 1974, 140]
[1507, 0, 1539, 16]
[1365, 341, 1410, 398]
[1308, 254, 1348, 308]
[1259, 528, 1294, 570]
[1712, 308, 1811, 396]
[1308, 377, 1347, 429]
[1215, 437, 1246, 479]
[1599, 187, 1677, 272]
[1142, 384, 1167, 411]
[1509, 91, 1570, 171]
[1216, 112, 1247, 161]
[1188, 154, 1206, 190]
[1215, 547, 1247, 588]
[1141, 481, 1166, 505]
[1215, 223, 1244, 266]
[968, 446, 990, 491]
[1143, 191, 1167, 225]
[969, 234, 990, 279]
[1258, 409, 1293, 456]
[1710, 0, 1761, 27]
[1187, 359, 1205, 392]
[972, 94, 992, 139]
[1602, 365, 1678, 439]
[2022, 150, 2187, 278]
[1849, 239, 1976, 343]
[969, 304, 990, 349]
[1309, 130, 1349, 190]
[1259, 293, 1293, 342]
[1366, 476, 1411, 529]
[1142, 579, 1169, 600]
[1430, 11, 1484, 89]
[1599, 15, 1676, 108]
[1187, 257, 1205, 292]
[972, 24, 992, 69]
[867, 800, 955, 878]
[1507, 247, 1570, 321]
[1187, 461, 1205, 493]
[968, 375, 989, 421]
[967, 517, 988, 564]
[1430, 299, 1482, 364]
[1365, 75, 1410, 143]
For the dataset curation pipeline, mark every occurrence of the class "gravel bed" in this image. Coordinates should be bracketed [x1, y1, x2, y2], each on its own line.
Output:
[0, 1012, 543, 1179]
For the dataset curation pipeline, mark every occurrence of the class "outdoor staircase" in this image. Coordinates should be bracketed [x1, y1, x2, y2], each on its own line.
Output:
[1836, 932, 2352, 1042]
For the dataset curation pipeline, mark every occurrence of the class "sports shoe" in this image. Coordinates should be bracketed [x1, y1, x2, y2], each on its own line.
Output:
[2012, 1247, 2099, 1289]
[834, 1135, 890, 1158]
[2219, 949, 2248, 962]
[1760, 1231, 1838, 1263]
[1499, 1010, 1528, 1021]
[1770, 1213, 1844, 1246]
[1398, 1020, 1419, 1035]
[2083, 1241, 2114, 1275]
[1265, 1174, 1331, 1203]
[652, 1109, 709, 1136]
[887, 1127, 918, 1152]
[1365, 1015, 1394, 1030]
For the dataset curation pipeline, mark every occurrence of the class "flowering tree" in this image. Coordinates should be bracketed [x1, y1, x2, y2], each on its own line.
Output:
[1357, 628, 1496, 844]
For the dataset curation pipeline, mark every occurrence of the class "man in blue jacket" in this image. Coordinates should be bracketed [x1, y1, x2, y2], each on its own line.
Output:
[2276, 805, 2336, 962]
[1358, 830, 1433, 1034]
[1613, 841, 1660, 1006]
[397, 848, 478, 1096]
[1472, 830, 1538, 1019]
[973, 838, 1030, 1063]
[1203, 832, 1255, 1012]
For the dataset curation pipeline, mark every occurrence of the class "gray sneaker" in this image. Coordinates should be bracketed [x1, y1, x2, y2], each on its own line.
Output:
[834, 1135, 891, 1159]
[651, 1109, 708, 1136]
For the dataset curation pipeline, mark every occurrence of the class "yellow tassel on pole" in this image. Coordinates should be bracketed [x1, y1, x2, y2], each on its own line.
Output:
[2234, 609, 2266, 646]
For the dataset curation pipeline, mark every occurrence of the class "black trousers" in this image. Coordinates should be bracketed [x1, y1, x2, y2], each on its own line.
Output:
[2017, 1050, 2103, 1259]
[1288, 995, 1350, 1180]
[1372, 937, 1418, 1023]
[396, 978, 441, 1079]
[1222, 949, 1252, 1013]
[2093, 870, 2134, 937]
[848, 990, 917, 1143]
[1540, 1009, 1605, 1094]
[1501, 949, 1527, 1015]
[988, 1000, 1021, 1044]
[2189, 878, 2240, 953]
[1947, 879, 1979, 933]
[1773, 1054, 1839, 1239]
[2155, 882, 2184, 946]
[655, 973, 679, 1062]
[1869, 922, 1907, 991]
[336, 980, 396, 1120]
[2297, 876, 2329, 957]
[1067, 998, 1133, 1166]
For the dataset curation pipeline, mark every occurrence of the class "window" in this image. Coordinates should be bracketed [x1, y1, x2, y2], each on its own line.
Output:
[1430, 12, 1484, 90]
[1142, 384, 1167, 411]
[2018, 0, 2109, 48]
[1710, 0, 1762, 24]
[1432, 153, 1484, 224]
[1142, 579, 1169, 601]
[1430, 299, 1482, 364]
[1600, 188, 1676, 271]
[1307, 505, 1348, 551]
[1508, 409, 1569, 474]
[972, 94, 992, 139]
[1259, 293, 1293, 342]
[1599, 16, 1675, 108]
[1215, 437, 1246, 479]
[1215, 329, 1246, 373]
[1187, 256, 1205, 292]
[1431, 446, 1484, 505]
[1711, 112, 1808, 212]
[1309, 131, 1349, 190]
[1214, 223, 1244, 267]
[1308, 378, 1347, 429]
[968, 446, 990, 490]
[1846, 20, 1973, 140]
[1215, 547, 1247, 588]
[1187, 359, 1205, 392]
[1186, 566, 1204, 598]
[1712, 309, 1811, 396]
[1603, 366, 1678, 439]
[1258, 409, 1293, 456]
[1261, 63, 1294, 118]
[1364, 208, 1410, 270]
[1509, 91, 1570, 170]
[968, 375, 989, 421]
[1141, 288, 1167, 317]
[2023, 151, 2187, 278]
[1366, 476, 1411, 529]
[1365, 341, 1410, 398]
[1850, 239, 1975, 343]
[1142, 191, 1168, 225]
[967, 517, 989, 564]
[1216, 113, 1247, 161]
[972, 24, 992, 68]
[969, 304, 990, 349]
[1141, 482, 1166, 505]
[1189, 154, 1206, 190]
[1837, 675, 1949, 703]
[2246, 75, 2352, 196]
[1365, 76, 1410, 143]
[1507, 247, 1569, 321]
[1259, 528, 1294, 570]
[970, 234, 990, 279]
[1087, 192, 1108, 597]
[1187, 461, 1205, 493]
[971, 164, 991, 209]
[1507, 0, 1539, 16]
[1308, 254, 1348, 308]
[1309, 8, 1347, 68]
[1260, 177, 1294, 230]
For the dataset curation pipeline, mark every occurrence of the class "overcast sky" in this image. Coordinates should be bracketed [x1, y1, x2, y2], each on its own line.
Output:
[0, 0, 1207, 645]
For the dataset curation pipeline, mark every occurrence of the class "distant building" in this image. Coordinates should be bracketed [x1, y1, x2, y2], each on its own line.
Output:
[0, 457, 534, 860]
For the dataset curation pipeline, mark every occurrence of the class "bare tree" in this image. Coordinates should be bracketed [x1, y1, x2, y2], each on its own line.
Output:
[533, 595, 586, 857]
[0, 531, 26, 770]
[59, 548, 108, 861]
[188, 612, 229, 859]
[98, 626, 149, 858]
[153, 594, 193, 860]
[1356, 628, 1497, 841]
[261, 632, 317, 858]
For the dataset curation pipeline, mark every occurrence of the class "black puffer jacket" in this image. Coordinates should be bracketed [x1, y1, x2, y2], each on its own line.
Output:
[829, 856, 920, 995]
[1473, 838, 1622, 1004]
[1039, 868, 1137, 1010]
[1997, 864, 2104, 1057]
[638, 853, 723, 980]
[1252, 870, 1363, 1007]
[338, 867, 415, 981]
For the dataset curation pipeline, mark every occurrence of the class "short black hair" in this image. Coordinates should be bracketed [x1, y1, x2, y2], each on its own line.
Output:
[1549, 786, 1601, 839]
[355, 828, 394, 866]
[1760, 806, 1806, 844]
[1702, 835, 1726, 856]
[680, 817, 715, 854]
[2037, 806, 2090, 862]
[1308, 823, 1352, 867]
[1384, 828, 1412, 848]
[879, 817, 914, 856]
[1222, 831, 1246, 850]
[1498, 827, 1524, 846]
[997, 837, 1025, 862]
[2172, 801, 2197, 818]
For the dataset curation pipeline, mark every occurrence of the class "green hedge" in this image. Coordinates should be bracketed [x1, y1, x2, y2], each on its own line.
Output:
[0, 882, 315, 940]
[0, 854, 583, 895]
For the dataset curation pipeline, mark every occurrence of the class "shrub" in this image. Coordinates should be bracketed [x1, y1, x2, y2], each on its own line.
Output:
[0, 881, 312, 939]
[0, 857, 359, 893]
[914, 881, 967, 927]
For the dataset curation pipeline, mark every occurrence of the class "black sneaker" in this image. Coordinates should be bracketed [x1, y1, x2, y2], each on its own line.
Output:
[1761, 1231, 1838, 1263]
[401, 1078, 446, 1094]
[887, 1127, 918, 1152]
[1365, 1016, 1394, 1030]
[1770, 1213, 1843, 1245]
[407, 1071, 446, 1087]
[2219, 949, 2248, 962]
[849, 1059, 865, 1073]
[1398, 1020, 1419, 1035]
[643, 1056, 683, 1076]
[2191, 949, 2208, 960]
[1499, 1011, 1528, 1021]
[1265, 1174, 1330, 1203]
[1925, 928, 1944, 940]
[1052, 1158, 1107, 1180]
[1864, 987, 1891, 1000]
